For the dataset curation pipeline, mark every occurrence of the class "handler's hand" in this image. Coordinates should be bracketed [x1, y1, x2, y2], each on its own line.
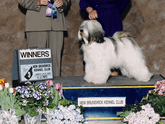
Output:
[37, 0, 49, 5]
[89, 10, 98, 20]
[55, 0, 63, 8]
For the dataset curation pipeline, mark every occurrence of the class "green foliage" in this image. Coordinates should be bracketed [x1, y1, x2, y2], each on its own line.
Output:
[45, 86, 61, 111]
[0, 87, 25, 120]
[60, 99, 72, 106]
[147, 93, 165, 116]
[24, 106, 39, 117]
[14, 102, 25, 120]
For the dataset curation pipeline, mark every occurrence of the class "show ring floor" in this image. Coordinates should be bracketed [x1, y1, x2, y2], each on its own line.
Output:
[51, 74, 164, 86]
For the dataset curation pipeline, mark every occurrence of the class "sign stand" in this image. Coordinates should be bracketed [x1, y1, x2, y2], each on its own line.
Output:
[12, 48, 53, 87]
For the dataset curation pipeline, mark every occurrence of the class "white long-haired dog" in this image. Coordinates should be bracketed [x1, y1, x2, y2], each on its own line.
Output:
[78, 20, 153, 84]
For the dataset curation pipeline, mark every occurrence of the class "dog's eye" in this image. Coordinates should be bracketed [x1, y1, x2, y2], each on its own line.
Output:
[80, 29, 83, 33]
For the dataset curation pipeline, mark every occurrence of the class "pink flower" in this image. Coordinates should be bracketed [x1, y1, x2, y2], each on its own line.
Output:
[158, 90, 163, 96]
[161, 80, 165, 84]
[45, 80, 54, 87]
[155, 81, 161, 89]
[155, 81, 161, 85]
[154, 81, 163, 93]
[160, 84, 165, 92]
[55, 83, 61, 90]
[154, 88, 159, 93]
[148, 90, 152, 94]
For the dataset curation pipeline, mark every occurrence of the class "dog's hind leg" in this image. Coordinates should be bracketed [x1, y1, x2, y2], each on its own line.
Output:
[122, 61, 153, 82]
[120, 67, 133, 79]
[129, 67, 153, 82]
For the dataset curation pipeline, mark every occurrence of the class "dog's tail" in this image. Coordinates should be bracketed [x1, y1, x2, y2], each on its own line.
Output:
[112, 31, 139, 47]
[113, 31, 130, 40]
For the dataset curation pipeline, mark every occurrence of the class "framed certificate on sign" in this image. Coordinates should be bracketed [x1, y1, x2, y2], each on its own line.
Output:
[16, 48, 53, 82]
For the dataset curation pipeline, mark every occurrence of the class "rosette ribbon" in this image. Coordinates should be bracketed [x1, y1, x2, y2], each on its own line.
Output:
[46, 0, 57, 18]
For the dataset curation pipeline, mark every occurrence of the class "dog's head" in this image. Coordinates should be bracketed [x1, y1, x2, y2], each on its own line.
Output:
[78, 20, 105, 45]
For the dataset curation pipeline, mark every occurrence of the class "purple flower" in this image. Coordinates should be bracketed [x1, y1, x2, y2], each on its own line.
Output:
[36, 96, 41, 100]
[20, 86, 26, 94]
[33, 92, 38, 99]
[20, 94, 25, 98]
[37, 83, 47, 90]
[24, 89, 29, 94]
[33, 91, 42, 100]
[15, 86, 22, 92]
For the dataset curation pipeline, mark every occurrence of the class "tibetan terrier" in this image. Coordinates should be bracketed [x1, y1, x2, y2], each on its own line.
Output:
[78, 20, 153, 84]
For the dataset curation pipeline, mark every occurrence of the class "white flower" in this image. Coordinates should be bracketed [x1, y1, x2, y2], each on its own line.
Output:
[45, 105, 85, 123]
[58, 105, 64, 110]
[76, 108, 81, 114]
[68, 105, 76, 110]
[9, 88, 14, 93]
[22, 100, 28, 106]
[124, 104, 160, 124]
[25, 81, 31, 84]
[20, 94, 25, 98]
[5, 83, 9, 88]
[0, 85, 2, 90]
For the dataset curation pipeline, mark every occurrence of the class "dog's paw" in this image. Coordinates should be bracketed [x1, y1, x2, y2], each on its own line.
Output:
[87, 81, 93, 84]
[136, 73, 153, 82]
[111, 71, 119, 76]
[84, 76, 93, 84]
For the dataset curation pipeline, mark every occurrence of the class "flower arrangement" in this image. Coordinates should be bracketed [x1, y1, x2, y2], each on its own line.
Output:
[0, 78, 85, 123]
[117, 99, 162, 124]
[117, 80, 165, 124]
[15, 81, 54, 117]
[122, 104, 160, 124]
[15, 79, 85, 123]
[43, 80, 85, 124]
[44, 103, 85, 124]
[147, 80, 165, 116]
[0, 78, 24, 123]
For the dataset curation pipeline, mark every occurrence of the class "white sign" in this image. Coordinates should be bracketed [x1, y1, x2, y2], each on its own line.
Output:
[78, 97, 126, 107]
[20, 63, 53, 81]
[19, 49, 51, 60]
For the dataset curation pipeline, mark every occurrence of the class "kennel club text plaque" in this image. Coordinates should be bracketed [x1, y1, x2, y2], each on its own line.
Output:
[17, 48, 53, 82]
[78, 97, 126, 107]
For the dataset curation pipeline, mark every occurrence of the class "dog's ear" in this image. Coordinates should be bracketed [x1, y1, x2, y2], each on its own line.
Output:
[92, 31, 105, 43]
[79, 39, 84, 48]
[78, 39, 84, 55]
[96, 33, 105, 43]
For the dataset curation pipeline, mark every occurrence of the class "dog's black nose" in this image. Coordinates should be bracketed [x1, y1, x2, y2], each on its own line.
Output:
[80, 29, 83, 33]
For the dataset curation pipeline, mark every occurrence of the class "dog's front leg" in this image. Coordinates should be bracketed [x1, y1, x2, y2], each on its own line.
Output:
[92, 64, 111, 84]
[84, 62, 95, 83]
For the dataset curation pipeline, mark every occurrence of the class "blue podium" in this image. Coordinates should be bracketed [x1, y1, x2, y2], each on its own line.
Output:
[50, 75, 164, 121]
